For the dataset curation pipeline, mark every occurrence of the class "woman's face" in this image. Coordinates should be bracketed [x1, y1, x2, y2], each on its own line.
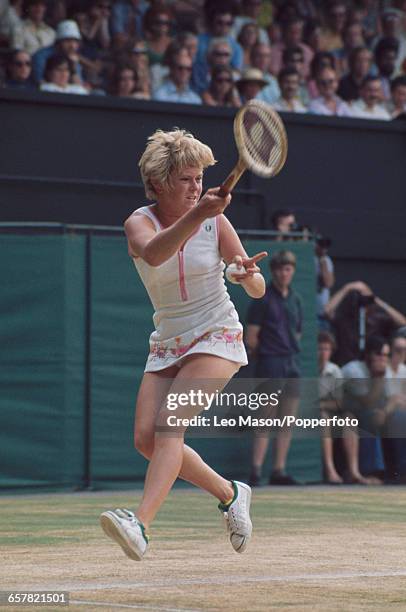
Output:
[50, 61, 70, 87]
[117, 68, 136, 96]
[213, 70, 233, 94]
[164, 166, 203, 209]
[240, 23, 258, 47]
[150, 12, 171, 36]
[10, 51, 32, 81]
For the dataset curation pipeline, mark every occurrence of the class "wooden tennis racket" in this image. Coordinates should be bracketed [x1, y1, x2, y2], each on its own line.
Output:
[218, 100, 288, 198]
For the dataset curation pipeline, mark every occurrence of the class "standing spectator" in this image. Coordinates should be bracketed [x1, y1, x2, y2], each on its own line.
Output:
[143, 6, 173, 67]
[3, 49, 35, 89]
[231, 0, 269, 45]
[338, 46, 372, 102]
[32, 19, 83, 84]
[193, 5, 243, 94]
[315, 236, 335, 329]
[388, 75, 406, 118]
[272, 67, 307, 113]
[269, 16, 314, 79]
[109, 62, 148, 99]
[324, 281, 406, 366]
[250, 42, 280, 105]
[152, 50, 201, 104]
[110, 0, 148, 51]
[246, 250, 303, 486]
[11, 0, 55, 56]
[40, 53, 88, 94]
[374, 37, 400, 101]
[235, 67, 267, 103]
[349, 75, 391, 120]
[238, 22, 260, 68]
[201, 64, 241, 107]
[320, 0, 348, 53]
[309, 66, 351, 116]
[307, 51, 336, 99]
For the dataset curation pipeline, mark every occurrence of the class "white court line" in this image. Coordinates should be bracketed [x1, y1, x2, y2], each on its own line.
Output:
[29, 569, 406, 593]
[70, 600, 203, 612]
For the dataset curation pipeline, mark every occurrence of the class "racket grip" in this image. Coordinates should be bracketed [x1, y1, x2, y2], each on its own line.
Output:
[218, 160, 246, 198]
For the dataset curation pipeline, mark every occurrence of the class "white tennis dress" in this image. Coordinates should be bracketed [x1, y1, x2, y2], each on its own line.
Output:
[132, 205, 248, 372]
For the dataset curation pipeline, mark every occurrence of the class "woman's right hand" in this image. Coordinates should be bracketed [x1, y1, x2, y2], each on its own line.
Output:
[194, 188, 231, 220]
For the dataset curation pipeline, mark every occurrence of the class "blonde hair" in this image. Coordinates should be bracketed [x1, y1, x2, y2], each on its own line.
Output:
[139, 128, 216, 200]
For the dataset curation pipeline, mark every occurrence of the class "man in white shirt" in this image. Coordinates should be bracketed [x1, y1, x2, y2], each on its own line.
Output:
[349, 75, 391, 120]
[309, 66, 351, 116]
[271, 67, 307, 113]
[11, 0, 55, 55]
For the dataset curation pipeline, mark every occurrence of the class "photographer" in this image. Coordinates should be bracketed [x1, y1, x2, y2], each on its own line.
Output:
[315, 236, 334, 329]
[324, 281, 406, 366]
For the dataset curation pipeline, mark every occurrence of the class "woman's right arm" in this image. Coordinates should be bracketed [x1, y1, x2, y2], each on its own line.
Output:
[124, 188, 231, 266]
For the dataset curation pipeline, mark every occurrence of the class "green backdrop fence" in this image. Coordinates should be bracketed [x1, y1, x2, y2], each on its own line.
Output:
[0, 227, 318, 491]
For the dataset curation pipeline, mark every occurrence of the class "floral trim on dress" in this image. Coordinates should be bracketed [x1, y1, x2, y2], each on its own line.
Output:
[150, 328, 244, 361]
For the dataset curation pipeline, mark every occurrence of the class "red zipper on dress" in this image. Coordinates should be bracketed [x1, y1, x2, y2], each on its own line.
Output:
[178, 249, 188, 301]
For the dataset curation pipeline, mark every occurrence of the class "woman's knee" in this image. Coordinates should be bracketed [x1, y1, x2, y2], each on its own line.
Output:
[134, 429, 154, 459]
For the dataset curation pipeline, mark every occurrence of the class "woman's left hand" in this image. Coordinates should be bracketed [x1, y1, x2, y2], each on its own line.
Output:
[230, 251, 267, 282]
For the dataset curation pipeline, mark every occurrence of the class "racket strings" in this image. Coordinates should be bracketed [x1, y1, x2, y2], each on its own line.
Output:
[240, 105, 286, 176]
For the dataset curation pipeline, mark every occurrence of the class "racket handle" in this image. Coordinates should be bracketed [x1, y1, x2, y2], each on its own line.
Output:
[218, 159, 246, 198]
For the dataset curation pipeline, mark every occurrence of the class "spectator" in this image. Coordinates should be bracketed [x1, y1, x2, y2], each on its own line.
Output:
[272, 67, 307, 113]
[201, 64, 241, 107]
[153, 50, 201, 104]
[236, 67, 267, 103]
[388, 75, 406, 118]
[374, 8, 406, 74]
[320, 0, 348, 53]
[348, 75, 391, 120]
[270, 209, 296, 239]
[11, 0, 55, 56]
[3, 48, 35, 89]
[0, 0, 23, 47]
[338, 46, 372, 102]
[32, 19, 83, 84]
[110, 0, 148, 51]
[177, 31, 198, 63]
[374, 37, 400, 101]
[303, 18, 323, 54]
[307, 50, 336, 98]
[246, 250, 303, 486]
[40, 53, 88, 94]
[231, 0, 269, 45]
[309, 66, 351, 116]
[281, 46, 310, 106]
[335, 20, 366, 75]
[386, 334, 406, 396]
[315, 235, 334, 329]
[127, 38, 150, 98]
[74, 0, 111, 54]
[355, 0, 379, 45]
[237, 22, 260, 69]
[193, 5, 243, 94]
[324, 281, 406, 366]
[149, 39, 184, 93]
[269, 16, 314, 79]
[250, 42, 280, 105]
[143, 6, 174, 67]
[109, 62, 148, 99]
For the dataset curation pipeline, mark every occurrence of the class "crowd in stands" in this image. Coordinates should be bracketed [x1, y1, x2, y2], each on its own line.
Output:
[246, 210, 406, 486]
[1, 0, 406, 119]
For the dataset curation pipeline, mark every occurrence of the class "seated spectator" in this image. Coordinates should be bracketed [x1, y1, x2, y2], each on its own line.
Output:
[373, 8, 406, 74]
[46, 0, 66, 30]
[231, 0, 269, 45]
[338, 46, 373, 102]
[236, 67, 266, 103]
[177, 31, 198, 63]
[374, 37, 401, 101]
[324, 281, 406, 366]
[355, 0, 379, 45]
[149, 39, 185, 93]
[32, 19, 83, 84]
[250, 42, 280, 105]
[334, 21, 366, 75]
[269, 16, 314, 79]
[303, 18, 323, 54]
[143, 6, 174, 67]
[388, 75, 406, 118]
[0, 0, 23, 47]
[3, 49, 35, 89]
[127, 38, 150, 98]
[110, 0, 148, 51]
[319, 0, 348, 53]
[348, 75, 391, 120]
[10, 0, 55, 55]
[40, 53, 88, 95]
[193, 4, 243, 95]
[153, 49, 201, 104]
[307, 50, 336, 99]
[309, 66, 351, 116]
[281, 46, 310, 105]
[238, 22, 260, 69]
[272, 67, 307, 113]
[73, 0, 111, 55]
[201, 64, 241, 107]
[109, 62, 148, 99]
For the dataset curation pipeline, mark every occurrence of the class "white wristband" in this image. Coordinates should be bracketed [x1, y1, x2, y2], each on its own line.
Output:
[225, 262, 246, 284]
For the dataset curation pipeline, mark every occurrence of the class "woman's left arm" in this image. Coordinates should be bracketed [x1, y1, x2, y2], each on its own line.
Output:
[218, 214, 267, 299]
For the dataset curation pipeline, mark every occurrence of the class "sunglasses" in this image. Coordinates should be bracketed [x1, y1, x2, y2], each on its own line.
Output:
[14, 60, 32, 67]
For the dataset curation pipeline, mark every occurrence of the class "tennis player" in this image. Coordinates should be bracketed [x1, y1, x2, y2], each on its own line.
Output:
[100, 128, 267, 560]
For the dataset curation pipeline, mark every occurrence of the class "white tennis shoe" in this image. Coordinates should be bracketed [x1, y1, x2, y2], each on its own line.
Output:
[219, 481, 252, 553]
[100, 508, 149, 561]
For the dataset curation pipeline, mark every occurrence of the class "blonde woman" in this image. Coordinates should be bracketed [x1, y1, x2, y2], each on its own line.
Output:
[100, 129, 267, 560]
